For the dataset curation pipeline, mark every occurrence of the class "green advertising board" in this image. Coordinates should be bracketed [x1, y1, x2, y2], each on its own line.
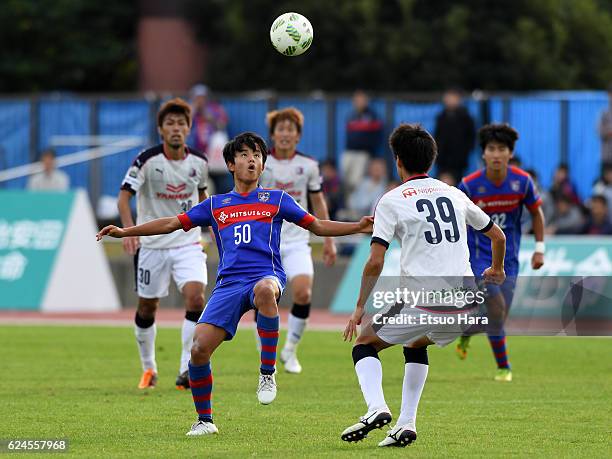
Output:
[331, 237, 612, 317]
[0, 191, 74, 309]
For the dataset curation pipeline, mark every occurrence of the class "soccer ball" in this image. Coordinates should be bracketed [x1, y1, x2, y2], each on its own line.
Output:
[270, 12, 313, 57]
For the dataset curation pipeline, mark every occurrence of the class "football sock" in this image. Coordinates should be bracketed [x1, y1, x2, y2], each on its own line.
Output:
[180, 311, 200, 374]
[284, 303, 310, 351]
[352, 344, 388, 412]
[257, 312, 279, 375]
[488, 333, 510, 369]
[134, 312, 157, 372]
[397, 347, 429, 429]
[188, 361, 213, 423]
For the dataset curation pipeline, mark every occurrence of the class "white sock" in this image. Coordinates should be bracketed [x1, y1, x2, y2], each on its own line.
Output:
[396, 363, 429, 430]
[355, 357, 389, 413]
[180, 319, 197, 374]
[284, 313, 307, 351]
[134, 324, 157, 372]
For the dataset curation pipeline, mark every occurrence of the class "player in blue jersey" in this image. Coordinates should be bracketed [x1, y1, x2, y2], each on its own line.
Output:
[456, 123, 545, 381]
[96, 132, 373, 436]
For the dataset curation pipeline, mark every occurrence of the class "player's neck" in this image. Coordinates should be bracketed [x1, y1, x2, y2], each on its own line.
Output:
[163, 143, 186, 160]
[399, 169, 426, 182]
[273, 147, 296, 159]
[486, 167, 508, 185]
[233, 179, 259, 195]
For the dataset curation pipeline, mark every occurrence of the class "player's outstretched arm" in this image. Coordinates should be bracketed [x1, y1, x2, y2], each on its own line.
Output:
[344, 242, 386, 341]
[481, 223, 506, 284]
[529, 206, 545, 270]
[308, 216, 373, 237]
[96, 217, 182, 241]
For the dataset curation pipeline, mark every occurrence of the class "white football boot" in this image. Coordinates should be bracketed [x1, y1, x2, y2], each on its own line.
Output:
[378, 423, 417, 447]
[186, 420, 219, 436]
[340, 409, 392, 442]
[257, 373, 277, 404]
[280, 347, 302, 374]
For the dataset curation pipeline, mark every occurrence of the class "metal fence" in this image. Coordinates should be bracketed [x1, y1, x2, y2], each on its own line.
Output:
[0, 91, 608, 207]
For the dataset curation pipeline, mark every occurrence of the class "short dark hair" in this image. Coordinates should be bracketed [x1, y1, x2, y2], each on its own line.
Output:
[222, 132, 268, 168]
[591, 194, 608, 207]
[157, 97, 192, 127]
[478, 123, 519, 151]
[389, 123, 437, 174]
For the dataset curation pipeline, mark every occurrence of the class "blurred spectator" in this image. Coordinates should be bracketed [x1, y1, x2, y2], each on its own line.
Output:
[341, 90, 383, 193]
[583, 195, 612, 235]
[546, 195, 584, 235]
[437, 171, 457, 186]
[433, 88, 475, 183]
[598, 83, 612, 168]
[592, 163, 612, 216]
[345, 159, 387, 218]
[509, 156, 521, 168]
[550, 163, 581, 205]
[189, 84, 232, 193]
[320, 160, 344, 220]
[27, 149, 69, 191]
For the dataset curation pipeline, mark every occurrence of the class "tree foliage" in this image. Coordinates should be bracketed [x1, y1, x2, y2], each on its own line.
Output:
[0, 0, 137, 92]
[186, 0, 612, 91]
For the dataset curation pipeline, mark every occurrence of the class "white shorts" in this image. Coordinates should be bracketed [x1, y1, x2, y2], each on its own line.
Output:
[371, 304, 478, 347]
[135, 244, 207, 298]
[280, 240, 314, 280]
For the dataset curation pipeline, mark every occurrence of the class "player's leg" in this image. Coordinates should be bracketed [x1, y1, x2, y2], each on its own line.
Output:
[172, 244, 208, 389]
[341, 332, 394, 442]
[281, 274, 311, 373]
[487, 279, 515, 381]
[252, 277, 282, 404]
[135, 297, 160, 388]
[186, 323, 226, 436]
[378, 336, 433, 447]
[134, 248, 171, 388]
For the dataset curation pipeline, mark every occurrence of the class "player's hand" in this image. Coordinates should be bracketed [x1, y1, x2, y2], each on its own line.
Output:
[96, 225, 127, 242]
[343, 305, 365, 342]
[482, 267, 506, 285]
[531, 252, 544, 270]
[323, 238, 337, 267]
[358, 216, 374, 233]
[121, 236, 140, 254]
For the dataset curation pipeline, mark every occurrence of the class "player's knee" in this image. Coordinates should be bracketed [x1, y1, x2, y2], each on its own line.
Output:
[137, 300, 158, 320]
[185, 292, 205, 312]
[403, 346, 429, 365]
[352, 343, 379, 365]
[191, 336, 214, 363]
[254, 281, 278, 305]
[293, 288, 311, 305]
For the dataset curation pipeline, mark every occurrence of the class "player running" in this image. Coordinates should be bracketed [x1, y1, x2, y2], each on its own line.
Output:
[97, 132, 373, 436]
[455, 123, 545, 382]
[341, 124, 506, 447]
[118, 98, 209, 390]
[258, 107, 337, 374]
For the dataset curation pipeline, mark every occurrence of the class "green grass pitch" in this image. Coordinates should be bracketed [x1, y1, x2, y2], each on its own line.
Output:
[1, 325, 610, 457]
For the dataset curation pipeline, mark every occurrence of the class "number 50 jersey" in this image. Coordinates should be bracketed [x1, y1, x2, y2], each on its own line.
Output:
[372, 175, 492, 278]
[121, 144, 208, 249]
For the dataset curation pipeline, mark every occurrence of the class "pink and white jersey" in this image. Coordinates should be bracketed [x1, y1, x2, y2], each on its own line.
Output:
[259, 150, 322, 244]
[121, 144, 208, 249]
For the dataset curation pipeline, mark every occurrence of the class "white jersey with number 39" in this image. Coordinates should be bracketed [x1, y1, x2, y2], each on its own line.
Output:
[372, 176, 492, 277]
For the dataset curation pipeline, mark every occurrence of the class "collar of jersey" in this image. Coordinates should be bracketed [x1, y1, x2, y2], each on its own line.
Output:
[230, 186, 263, 197]
[270, 148, 298, 160]
[403, 174, 429, 183]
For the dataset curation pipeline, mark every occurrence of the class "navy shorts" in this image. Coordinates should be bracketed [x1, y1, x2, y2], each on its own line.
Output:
[198, 275, 283, 340]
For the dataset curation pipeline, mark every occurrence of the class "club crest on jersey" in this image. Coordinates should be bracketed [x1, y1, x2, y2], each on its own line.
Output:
[218, 211, 228, 223]
[222, 197, 232, 204]
[511, 180, 521, 192]
[258, 192, 270, 202]
[189, 168, 196, 177]
[478, 186, 486, 193]
[402, 187, 417, 198]
[295, 166, 304, 175]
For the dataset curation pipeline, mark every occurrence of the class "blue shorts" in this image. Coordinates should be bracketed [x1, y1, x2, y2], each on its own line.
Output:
[477, 275, 517, 309]
[198, 275, 283, 340]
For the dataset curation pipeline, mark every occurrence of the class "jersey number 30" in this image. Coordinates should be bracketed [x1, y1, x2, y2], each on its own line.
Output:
[416, 197, 460, 244]
[234, 224, 252, 245]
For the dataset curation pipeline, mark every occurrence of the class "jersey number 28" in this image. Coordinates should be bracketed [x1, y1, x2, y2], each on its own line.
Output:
[416, 197, 460, 244]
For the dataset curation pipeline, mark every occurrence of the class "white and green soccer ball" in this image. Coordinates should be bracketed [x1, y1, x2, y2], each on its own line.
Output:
[270, 12, 313, 57]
